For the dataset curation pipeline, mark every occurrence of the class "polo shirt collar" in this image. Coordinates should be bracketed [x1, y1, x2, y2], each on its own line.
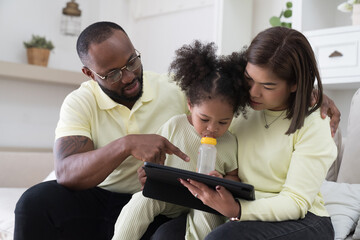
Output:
[92, 76, 153, 110]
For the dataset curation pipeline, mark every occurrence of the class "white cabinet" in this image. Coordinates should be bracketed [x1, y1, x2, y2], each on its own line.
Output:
[305, 26, 360, 89]
[290, 0, 360, 89]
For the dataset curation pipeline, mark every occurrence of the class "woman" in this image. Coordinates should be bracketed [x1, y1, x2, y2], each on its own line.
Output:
[178, 27, 337, 239]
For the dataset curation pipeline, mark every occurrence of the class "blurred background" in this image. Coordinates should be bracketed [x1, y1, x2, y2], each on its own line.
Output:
[0, 0, 356, 150]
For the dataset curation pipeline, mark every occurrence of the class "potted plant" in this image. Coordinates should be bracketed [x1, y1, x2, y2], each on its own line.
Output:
[23, 35, 55, 67]
[269, 1, 293, 28]
[337, 0, 360, 25]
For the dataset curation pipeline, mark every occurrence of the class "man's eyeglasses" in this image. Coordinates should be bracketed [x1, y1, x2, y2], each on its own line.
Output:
[88, 49, 141, 84]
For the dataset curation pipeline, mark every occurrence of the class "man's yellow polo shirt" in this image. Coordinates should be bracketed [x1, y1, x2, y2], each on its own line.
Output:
[55, 71, 188, 193]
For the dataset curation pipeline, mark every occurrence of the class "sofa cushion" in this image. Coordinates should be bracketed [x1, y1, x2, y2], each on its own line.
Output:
[43, 170, 56, 182]
[353, 218, 360, 239]
[0, 188, 27, 240]
[0, 164, 56, 240]
[326, 128, 343, 182]
[321, 181, 360, 240]
[337, 88, 360, 184]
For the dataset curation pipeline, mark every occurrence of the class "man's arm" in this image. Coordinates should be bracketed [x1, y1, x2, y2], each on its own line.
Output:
[320, 94, 341, 137]
[54, 134, 189, 190]
[313, 91, 341, 137]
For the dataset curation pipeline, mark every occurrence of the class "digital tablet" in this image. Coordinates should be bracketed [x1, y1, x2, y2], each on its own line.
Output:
[142, 162, 255, 215]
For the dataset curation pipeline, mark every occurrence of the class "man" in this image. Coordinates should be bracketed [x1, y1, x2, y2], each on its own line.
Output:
[14, 22, 189, 240]
[14, 21, 340, 240]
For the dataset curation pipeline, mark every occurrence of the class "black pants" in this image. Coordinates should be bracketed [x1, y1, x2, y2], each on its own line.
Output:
[14, 180, 170, 240]
[150, 214, 187, 240]
[151, 212, 334, 240]
[205, 212, 334, 240]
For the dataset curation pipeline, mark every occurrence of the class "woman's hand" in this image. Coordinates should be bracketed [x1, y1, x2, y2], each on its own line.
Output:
[137, 165, 147, 190]
[179, 178, 240, 218]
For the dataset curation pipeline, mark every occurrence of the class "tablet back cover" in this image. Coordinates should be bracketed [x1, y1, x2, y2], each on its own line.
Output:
[142, 162, 254, 215]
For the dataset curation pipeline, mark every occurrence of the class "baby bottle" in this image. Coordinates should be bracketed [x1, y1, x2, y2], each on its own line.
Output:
[197, 137, 217, 174]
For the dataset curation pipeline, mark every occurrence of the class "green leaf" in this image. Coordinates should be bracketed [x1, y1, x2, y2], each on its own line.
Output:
[23, 35, 54, 50]
[269, 16, 281, 27]
[269, 1, 293, 28]
[281, 22, 292, 28]
[284, 9, 292, 18]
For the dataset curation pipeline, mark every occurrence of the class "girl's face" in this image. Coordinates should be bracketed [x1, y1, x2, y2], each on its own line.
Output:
[188, 98, 234, 139]
[245, 63, 297, 111]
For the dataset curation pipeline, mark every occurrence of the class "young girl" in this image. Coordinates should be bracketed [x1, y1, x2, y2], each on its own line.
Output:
[179, 27, 337, 239]
[112, 40, 249, 240]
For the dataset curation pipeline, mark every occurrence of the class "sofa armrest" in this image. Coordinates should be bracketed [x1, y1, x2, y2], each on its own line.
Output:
[337, 88, 360, 184]
[0, 151, 54, 188]
[326, 128, 344, 182]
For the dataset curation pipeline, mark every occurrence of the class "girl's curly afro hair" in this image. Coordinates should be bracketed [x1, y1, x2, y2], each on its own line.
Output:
[169, 40, 249, 116]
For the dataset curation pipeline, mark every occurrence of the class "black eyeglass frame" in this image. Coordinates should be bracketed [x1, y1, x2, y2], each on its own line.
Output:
[87, 49, 141, 84]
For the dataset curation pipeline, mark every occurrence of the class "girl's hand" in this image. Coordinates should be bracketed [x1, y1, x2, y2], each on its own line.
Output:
[137, 165, 147, 189]
[179, 178, 240, 218]
[208, 170, 223, 178]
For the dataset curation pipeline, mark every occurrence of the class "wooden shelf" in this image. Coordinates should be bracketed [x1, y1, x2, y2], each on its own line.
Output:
[0, 60, 87, 86]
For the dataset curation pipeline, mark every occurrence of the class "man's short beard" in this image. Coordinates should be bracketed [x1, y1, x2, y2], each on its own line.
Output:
[99, 70, 144, 105]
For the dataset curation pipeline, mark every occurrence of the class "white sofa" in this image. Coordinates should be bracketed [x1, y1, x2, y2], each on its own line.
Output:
[1, 89, 360, 240]
[321, 88, 360, 240]
[0, 151, 55, 240]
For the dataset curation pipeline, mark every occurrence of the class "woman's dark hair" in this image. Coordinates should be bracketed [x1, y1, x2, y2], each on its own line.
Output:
[76, 21, 127, 65]
[169, 40, 249, 117]
[246, 26, 323, 134]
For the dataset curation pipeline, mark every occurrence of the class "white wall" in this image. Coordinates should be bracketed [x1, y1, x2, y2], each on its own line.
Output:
[0, 0, 221, 74]
[0, 0, 95, 72]
[0, 78, 78, 149]
[0, 0, 257, 74]
[128, 1, 216, 73]
[217, 0, 253, 54]
[0, 0, 134, 72]
[252, 0, 285, 37]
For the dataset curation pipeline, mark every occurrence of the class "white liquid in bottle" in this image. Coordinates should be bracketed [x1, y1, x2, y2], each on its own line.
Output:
[197, 137, 217, 174]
